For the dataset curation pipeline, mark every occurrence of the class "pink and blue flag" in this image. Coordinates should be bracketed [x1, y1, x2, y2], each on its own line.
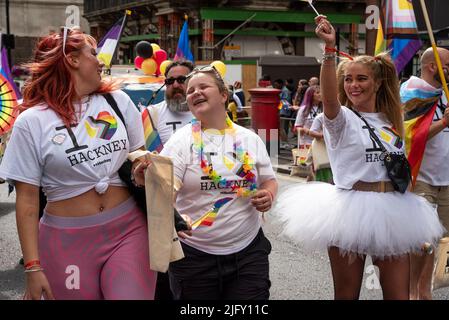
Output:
[375, 0, 421, 73]
[174, 20, 194, 62]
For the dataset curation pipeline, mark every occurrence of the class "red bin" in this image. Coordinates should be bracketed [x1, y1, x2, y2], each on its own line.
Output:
[248, 88, 281, 153]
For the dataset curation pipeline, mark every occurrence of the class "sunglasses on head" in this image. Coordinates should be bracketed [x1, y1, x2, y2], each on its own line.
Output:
[164, 75, 187, 85]
[185, 65, 220, 80]
[61, 26, 81, 57]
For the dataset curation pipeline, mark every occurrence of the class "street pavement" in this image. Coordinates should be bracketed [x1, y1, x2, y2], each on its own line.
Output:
[1, 174, 449, 300]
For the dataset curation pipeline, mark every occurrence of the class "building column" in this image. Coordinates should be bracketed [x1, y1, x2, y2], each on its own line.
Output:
[349, 23, 359, 56]
[158, 15, 168, 52]
[365, 0, 380, 55]
[202, 19, 214, 61]
[170, 13, 181, 57]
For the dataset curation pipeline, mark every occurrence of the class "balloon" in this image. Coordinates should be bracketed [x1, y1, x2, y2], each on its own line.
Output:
[211, 61, 227, 78]
[134, 56, 144, 69]
[150, 43, 161, 55]
[159, 60, 172, 75]
[136, 41, 153, 59]
[154, 49, 168, 65]
[141, 58, 157, 75]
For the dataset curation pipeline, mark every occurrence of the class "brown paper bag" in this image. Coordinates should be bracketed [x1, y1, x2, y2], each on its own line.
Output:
[128, 150, 184, 272]
[432, 237, 449, 290]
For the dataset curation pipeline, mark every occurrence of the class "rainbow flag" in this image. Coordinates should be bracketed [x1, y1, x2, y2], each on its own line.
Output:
[401, 76, 442, 187]
[191, 197, 233, 230]
[0, 46, 21, 99]
[375, 0, 421, 73]
[0, 46, 19, 134]
[141, 108, 163, 153]
[174, 19, 194, 62]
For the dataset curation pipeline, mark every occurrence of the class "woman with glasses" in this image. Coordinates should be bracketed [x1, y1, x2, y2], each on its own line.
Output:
[135, 66, 278, 299]
[0, 28, 157, 299]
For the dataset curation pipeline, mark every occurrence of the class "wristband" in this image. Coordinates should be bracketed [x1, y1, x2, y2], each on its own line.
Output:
[24, 260, 41, 270]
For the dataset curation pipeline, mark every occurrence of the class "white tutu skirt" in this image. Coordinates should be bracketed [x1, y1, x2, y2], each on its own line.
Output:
[273, 182, 445, 259]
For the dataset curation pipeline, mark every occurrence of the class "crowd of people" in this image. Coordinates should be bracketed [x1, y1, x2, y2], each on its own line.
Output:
[2, 13, 449, 301]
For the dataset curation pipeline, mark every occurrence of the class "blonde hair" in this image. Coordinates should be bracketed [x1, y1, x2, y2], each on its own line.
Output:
[336, 52, 404, 137]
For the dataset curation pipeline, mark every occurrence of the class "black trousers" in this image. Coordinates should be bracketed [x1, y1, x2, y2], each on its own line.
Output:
[168, 228, 271, 300]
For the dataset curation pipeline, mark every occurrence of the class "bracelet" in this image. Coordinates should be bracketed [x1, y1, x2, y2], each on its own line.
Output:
[322, 53, 336, 62]
[24, 259, 40, 270]
[324, 46, 337, 53]
[130, 172, 144, 188]
[24, 267, 44, 273]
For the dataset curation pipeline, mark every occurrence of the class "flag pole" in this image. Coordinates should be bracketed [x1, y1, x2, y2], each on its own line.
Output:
[419, 0, 449, 99]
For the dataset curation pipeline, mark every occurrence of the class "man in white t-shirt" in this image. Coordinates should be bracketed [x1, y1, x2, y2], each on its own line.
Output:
[400, 47, 449, 300]
[143, 60, 194, 145]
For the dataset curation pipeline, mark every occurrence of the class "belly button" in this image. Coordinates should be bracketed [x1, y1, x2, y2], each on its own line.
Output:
[99, 206, 105, 212]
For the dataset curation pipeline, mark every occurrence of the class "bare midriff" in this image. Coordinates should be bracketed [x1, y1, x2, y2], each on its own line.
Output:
[45, 186, 131, 217]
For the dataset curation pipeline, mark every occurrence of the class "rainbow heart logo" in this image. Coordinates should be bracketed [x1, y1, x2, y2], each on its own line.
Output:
[85, 111, 118, 140]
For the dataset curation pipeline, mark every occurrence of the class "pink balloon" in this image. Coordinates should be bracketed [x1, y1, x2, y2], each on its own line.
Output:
[134, 56, 144, 69]
[154, 49, 168, 65]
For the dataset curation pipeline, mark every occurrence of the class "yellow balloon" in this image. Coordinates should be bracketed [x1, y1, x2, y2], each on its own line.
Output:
[150, 43, 161, 55]
[141, 58, 157, 75]
[159, 60, 172, 75]
[211, 61, 226, 78]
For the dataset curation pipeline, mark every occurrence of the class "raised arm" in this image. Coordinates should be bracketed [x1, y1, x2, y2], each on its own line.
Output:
[315, 15, 340, 119]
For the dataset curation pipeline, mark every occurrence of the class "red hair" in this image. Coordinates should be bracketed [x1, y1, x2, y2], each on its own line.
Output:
[21, 29, 120, 126]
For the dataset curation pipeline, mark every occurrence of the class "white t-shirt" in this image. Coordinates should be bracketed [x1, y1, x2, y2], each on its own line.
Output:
[0, 90, 144, 201]
[161, 123, 276, 255]
[310, 113, 324, 133]
[146, 101, 193, 145]
[418, 95, 449, 185]
[295, 105, 322, 145]
[324, 106, 405, 189]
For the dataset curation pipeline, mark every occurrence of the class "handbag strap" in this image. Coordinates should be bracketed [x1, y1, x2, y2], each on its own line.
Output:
[103, 93, 128, 139]
[351, 108, 388, 154]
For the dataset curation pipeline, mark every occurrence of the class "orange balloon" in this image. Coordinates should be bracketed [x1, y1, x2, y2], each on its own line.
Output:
[141, 58, 157, 75]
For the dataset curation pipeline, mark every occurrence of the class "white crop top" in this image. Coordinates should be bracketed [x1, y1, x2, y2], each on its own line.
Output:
[324, 106, 405, 189]
[0, 90, 144, 201]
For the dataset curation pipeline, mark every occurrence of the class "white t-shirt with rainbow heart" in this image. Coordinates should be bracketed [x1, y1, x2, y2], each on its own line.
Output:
[0, 90, 144, 201]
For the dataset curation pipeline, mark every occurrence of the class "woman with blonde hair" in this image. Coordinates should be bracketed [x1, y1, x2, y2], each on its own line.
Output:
[0, 28, 156, 299]
[274, 16, 444, 300]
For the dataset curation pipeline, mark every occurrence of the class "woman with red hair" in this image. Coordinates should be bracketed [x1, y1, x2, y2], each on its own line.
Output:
[0, 28, 157, 299]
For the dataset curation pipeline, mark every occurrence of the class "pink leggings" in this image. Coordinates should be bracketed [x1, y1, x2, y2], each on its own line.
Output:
[38, 197, 157, 300]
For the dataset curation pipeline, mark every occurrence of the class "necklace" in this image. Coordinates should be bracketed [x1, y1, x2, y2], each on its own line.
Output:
[192, 116, 257, 197]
